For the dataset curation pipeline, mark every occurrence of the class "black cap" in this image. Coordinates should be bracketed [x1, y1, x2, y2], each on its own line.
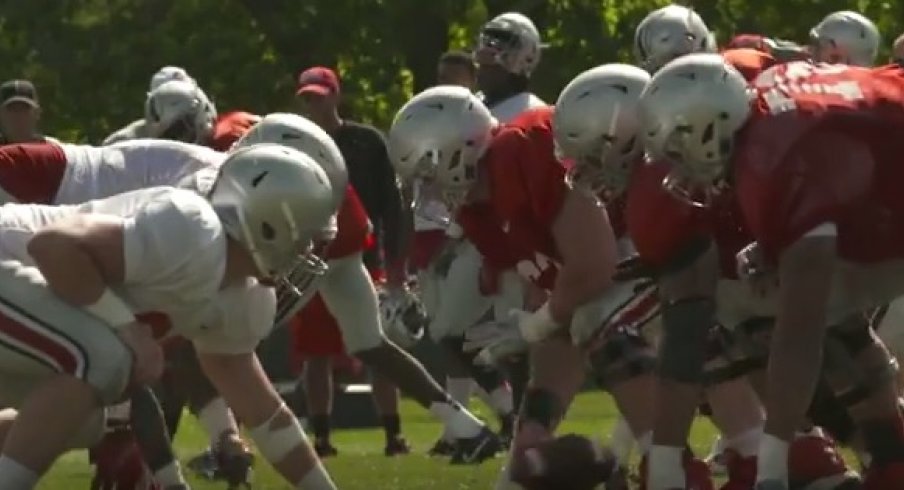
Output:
[0, 80, 39, 108]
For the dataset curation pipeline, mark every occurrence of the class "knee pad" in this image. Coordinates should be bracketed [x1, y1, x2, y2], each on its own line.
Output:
[657, 297, 716, 384]
[518, 388, 563, 431]
[823, 326, 898, 408]
[702, 323, 764, 386]
[589, 324, 656, 390]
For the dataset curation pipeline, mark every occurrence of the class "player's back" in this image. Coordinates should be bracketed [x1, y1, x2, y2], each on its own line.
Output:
[55, 140, 224, 205]
[488, 92, 546, 123]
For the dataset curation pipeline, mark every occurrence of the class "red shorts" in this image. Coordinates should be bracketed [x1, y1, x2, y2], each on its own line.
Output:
[0, 143, 67, 204]
[289, 267, 384, 371]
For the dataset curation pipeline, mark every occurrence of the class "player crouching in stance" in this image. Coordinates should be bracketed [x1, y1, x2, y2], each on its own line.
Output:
[389, 86, 623, 489]
[638, 53, 904, 489]
[0, 145, 341, 489]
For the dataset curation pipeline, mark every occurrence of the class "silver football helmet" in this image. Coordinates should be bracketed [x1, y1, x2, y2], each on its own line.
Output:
[553, 63, 651, 198]
[145, 80, 217, 145]
[149, 66, 194, 92]
[639, 53, 751, 206]
[475, 12, 544, 76]
[389, 85, 496, 209]
[209, 144, 337, 308]
[233, 112, 348, 207]
[810, 11, 880, 67]
[634, 4, 716, 73]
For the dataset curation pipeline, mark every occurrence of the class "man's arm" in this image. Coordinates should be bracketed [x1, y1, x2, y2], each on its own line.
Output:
[27, 214, 126, 305]
[197, 351, 337, 489]
[372, 131, 409, 286]
[547, 189, 617, 324]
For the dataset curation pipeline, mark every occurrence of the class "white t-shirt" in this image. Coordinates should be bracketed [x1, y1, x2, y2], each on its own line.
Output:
[487, 91, 546, 123]
[54, 140, 225, 205]
[0, 187, 274, 354]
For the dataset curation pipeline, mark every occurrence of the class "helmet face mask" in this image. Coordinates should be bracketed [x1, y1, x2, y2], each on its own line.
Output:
[145, 80, 216, 145]
[634, 5, 716, 73]
[474, 12, 542, 76]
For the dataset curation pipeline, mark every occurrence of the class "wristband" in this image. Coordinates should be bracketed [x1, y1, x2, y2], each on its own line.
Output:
[83, 289, 135, 328]
[516, 302, 560, 342]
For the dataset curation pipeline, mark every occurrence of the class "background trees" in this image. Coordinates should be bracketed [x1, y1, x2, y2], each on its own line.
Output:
[1, 0, 900, 142]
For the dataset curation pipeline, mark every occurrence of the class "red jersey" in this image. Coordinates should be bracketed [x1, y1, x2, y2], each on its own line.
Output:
[207, 111, 371, 260]
[457, 106, 567, 289]
[0, 143, 67, 204]
[209, 111, 261, 152]
[735, 62, 904, 263]
[625, 160, 753, 278]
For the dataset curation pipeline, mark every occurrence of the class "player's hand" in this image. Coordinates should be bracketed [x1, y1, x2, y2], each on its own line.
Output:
[463, 319, 529, 366]
[736, 241, 777, 298]
[613, 255, 658, 282]
[117, 322, 164, 386]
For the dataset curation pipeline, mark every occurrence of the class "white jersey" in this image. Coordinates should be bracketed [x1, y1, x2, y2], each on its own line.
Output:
[0, 187, 275, 354]
[487, 91, 546, 123]
[55, 140, 225, 205]
[103, 119, 150, 145]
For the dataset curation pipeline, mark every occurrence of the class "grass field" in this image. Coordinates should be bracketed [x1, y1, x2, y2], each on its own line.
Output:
[41, 392, 722, 489]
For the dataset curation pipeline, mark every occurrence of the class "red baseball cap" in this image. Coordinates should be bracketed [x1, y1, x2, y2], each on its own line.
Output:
[296, 67, 340, 96]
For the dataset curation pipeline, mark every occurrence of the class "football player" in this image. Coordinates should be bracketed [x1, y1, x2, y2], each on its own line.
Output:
[638, 53, 904, 489]
[218, 113, 503, 464]
[0, 145, 340, 489]
[104, 71, 216, 146]
[389, 86, 625, 489]
[809, 11, 880, 67]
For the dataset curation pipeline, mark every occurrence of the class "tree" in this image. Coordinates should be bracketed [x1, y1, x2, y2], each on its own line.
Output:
[0, 0, 900, 142]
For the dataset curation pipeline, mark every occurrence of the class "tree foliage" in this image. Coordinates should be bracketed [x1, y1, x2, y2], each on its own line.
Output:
[1, 0, 901, 142]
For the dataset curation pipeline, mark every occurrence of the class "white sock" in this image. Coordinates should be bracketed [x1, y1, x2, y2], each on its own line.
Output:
[647, 445, 685, 490]
[756, 433, 790, 485]
[489, 386, 514, 415]
[609, 417, 636, 464]
[153, 460, 187, 487]
[636, 431, 653, 456]
[430, 400, 483, 439]
[446, 377, 473, 406]
[296, 462, 337, 490]
[197, 397, 239, 447]
[728, 425, 764, 457]
[0, 455, 38, 489]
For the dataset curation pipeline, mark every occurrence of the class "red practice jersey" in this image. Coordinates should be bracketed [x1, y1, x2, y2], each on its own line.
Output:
[209, 111, 262, 152]
[625, 160, 753, 279]
[457, 106, 569, 289]
[735, 62, 904, 263]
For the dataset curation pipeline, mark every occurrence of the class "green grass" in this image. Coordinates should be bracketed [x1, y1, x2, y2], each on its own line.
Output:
[41, 392, 722, 489]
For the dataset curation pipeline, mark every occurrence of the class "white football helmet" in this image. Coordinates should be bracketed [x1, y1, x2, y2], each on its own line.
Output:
[209, 144, 337, 303]
[145, 80, 217, 144]
[639, 53, 751, 206]
[810, 11, 880, 66]
[233, 112, 348, 207]
[149, 66, 195, 92]
[634, 4, 716, 73]
[379, 285, 427, 350]
[475, 12, 543, 76]
[553, 64, 651, 197]
[389, 86, 496, 208]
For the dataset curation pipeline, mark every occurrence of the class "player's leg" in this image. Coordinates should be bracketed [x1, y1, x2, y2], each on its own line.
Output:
[371, 370, 410, 455]
[304, 356, 337, 455]
[495, 335, 587, 489]
[0, 262, 134, 486]
[824, 312, 904, 485]
[320, 252, 499, 463]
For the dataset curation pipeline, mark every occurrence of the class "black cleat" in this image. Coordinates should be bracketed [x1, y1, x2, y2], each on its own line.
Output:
[427, 438, 457, 457]
[384, 436, 412, 456]
[314, 439, 339, 458]
[450, 427, 502, 465]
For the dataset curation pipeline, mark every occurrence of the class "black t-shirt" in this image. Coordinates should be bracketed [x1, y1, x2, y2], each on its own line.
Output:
[331, 120, 404, 269]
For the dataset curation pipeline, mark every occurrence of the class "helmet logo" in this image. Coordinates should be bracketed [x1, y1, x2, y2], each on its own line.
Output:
[251, 171, 269, 187]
